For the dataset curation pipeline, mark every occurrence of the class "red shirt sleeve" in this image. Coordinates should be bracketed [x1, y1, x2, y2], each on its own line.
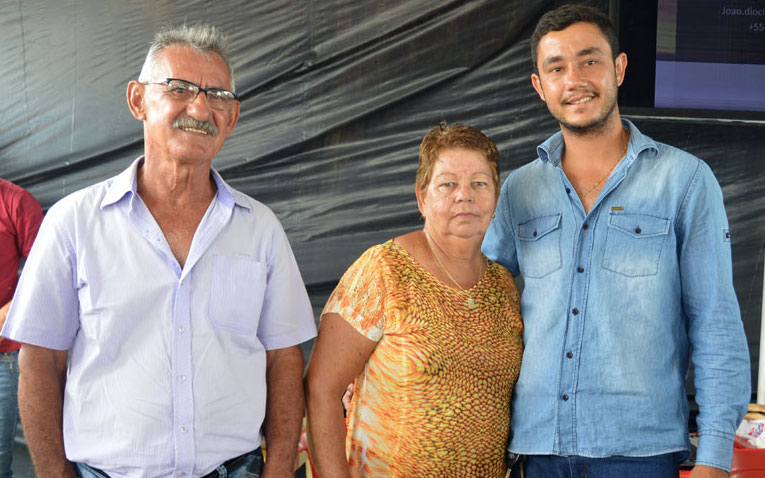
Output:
[13, 188, 44, 258]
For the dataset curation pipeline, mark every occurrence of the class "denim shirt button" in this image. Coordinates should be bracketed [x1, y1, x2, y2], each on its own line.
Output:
[577, 266, 584, 273]
[566, 352, 574, 359]
[572, 308, 579, 315]
[562, 394, 569, 401]
[635, 226, 642, 234]
[533, 230, 538, 237]
[566, 187, 571, 194]
[582, 223, 589, 230]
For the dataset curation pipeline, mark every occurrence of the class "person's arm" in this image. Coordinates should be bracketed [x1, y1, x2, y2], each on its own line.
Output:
[680, 162, 750, 475]
[481, 176, 519, 274]
[262, 344, 306, 478]
[1, 187, 43, 344]
[0, 301, 9, 343]
[18, 344, 75, 478]
[305, 313, 377, 478]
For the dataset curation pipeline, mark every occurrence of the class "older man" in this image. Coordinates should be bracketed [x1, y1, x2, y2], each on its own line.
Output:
[2, 24, 316, 478]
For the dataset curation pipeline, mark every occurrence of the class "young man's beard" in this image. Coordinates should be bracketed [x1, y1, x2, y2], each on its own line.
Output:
[553, 93, 619, 137]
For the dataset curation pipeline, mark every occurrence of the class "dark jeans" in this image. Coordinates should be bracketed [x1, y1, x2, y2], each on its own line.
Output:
[76, 448, 264, 478]
[0, 351, 19, 478]
[512, 452, 688, 478]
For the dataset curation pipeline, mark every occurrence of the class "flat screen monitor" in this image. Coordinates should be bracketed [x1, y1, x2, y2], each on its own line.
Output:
[614, 0, 765, 121]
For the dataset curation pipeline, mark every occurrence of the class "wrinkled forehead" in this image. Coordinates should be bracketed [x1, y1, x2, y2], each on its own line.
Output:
[150, 45, 233, 89]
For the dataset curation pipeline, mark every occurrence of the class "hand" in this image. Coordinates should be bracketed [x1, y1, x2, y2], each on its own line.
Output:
[341, 383, 354, 410]
[689, 464, 728, 478]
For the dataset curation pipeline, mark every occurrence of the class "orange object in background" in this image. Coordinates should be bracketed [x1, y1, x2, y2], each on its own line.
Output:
[297, 424, 318, 478]
[679, 437, 765, 478]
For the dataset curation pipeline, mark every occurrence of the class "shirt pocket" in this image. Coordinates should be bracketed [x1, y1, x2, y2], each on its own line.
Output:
[602, 212, 670, 277]
[208, 255, 267, 334]
[517, 213, 562, 278]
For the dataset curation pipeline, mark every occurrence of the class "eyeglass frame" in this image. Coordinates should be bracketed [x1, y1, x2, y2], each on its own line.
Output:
[140, 78, 240, 109]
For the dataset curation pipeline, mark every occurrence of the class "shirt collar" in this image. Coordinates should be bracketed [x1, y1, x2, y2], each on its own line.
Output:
[536, 119, 659, 167]
[100, 156, 251, 212]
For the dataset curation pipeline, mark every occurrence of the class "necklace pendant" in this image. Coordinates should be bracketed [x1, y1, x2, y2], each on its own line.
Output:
[466, 297, 477, 309]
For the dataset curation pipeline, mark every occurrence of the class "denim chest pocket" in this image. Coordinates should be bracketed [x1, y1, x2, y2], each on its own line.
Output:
[602, 213, 670, 277]
[208, 255, 267, 334]
[517, 213, 562, 278]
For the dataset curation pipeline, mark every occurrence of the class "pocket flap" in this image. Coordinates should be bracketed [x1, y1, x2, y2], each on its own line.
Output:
[608, 213, 670, 238]
[518, 214, 562, 241]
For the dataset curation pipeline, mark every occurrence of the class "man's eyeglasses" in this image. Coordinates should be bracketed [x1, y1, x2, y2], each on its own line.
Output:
[141, 78, 239, 111]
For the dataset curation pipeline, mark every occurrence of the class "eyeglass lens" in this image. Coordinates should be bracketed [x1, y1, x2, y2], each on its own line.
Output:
[166, 79, 236, 110]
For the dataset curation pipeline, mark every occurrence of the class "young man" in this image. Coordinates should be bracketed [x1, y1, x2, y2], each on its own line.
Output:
[482, 5, 750, 478]
[3, 24, 316, 478]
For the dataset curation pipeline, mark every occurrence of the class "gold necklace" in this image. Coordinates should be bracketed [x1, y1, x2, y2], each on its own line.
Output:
[578, 161, 618, 199]
[423, 231, 484, 310]
[576, 140, 628, 200]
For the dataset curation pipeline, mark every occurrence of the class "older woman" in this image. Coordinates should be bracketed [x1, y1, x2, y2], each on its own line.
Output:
[305, 123, 523, 478]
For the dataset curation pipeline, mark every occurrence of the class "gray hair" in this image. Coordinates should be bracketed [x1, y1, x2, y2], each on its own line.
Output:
[138, 23, 236, 92]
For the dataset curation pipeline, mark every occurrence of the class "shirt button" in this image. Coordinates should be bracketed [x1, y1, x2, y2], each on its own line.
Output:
[533, 230, 538, 237]
[180, 426, 188, 433]
[565, 187, 571, 194]
[577, 266, 584, 273]
[178, 326, 185, 334]
[572, 308, 579, 315]
[178, 375, 186, 382]
[562, 394, 569, 401]
[566, 352, 573, 359]
[635, 226, 642, 234]
[582, 223, 589, 230]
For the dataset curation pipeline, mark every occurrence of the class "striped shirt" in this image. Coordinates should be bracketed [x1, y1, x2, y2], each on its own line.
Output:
[3, 158, 317, 478]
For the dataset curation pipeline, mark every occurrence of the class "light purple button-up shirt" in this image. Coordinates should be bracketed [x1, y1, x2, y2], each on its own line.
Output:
[3, 158, 317, 478]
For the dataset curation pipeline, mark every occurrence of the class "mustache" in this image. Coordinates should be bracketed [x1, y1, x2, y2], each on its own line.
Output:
[562, 89, 598, 103]
[172, 117, 219, 136]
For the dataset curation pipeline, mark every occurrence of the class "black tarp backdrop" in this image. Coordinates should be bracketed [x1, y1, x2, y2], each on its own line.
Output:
[1, 0, 763, 396]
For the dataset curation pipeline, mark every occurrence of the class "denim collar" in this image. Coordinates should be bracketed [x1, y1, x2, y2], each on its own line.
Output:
[536, 119, 659, 169]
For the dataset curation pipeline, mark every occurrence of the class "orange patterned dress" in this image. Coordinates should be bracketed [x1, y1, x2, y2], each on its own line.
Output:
[323, 240, 523, 478]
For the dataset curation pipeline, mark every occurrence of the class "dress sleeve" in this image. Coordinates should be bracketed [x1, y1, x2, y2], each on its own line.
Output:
[322, 245, 390, 342]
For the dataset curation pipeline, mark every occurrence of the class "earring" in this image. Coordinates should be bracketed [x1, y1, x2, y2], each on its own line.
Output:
[492, 214, 496, 218]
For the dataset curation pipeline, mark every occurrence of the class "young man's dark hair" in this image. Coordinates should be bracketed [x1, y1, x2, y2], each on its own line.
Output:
[530, 4, 619, 73]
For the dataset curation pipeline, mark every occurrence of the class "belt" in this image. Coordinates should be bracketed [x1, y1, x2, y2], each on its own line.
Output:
[87, 448, 261, 478]
[200, 448, 261, 478]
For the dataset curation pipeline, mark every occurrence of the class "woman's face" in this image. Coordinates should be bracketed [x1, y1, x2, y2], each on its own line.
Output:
[417, 147, 498, 241]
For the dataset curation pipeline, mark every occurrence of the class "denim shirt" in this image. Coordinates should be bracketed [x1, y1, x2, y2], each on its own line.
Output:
[482, 120, 750, 471]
